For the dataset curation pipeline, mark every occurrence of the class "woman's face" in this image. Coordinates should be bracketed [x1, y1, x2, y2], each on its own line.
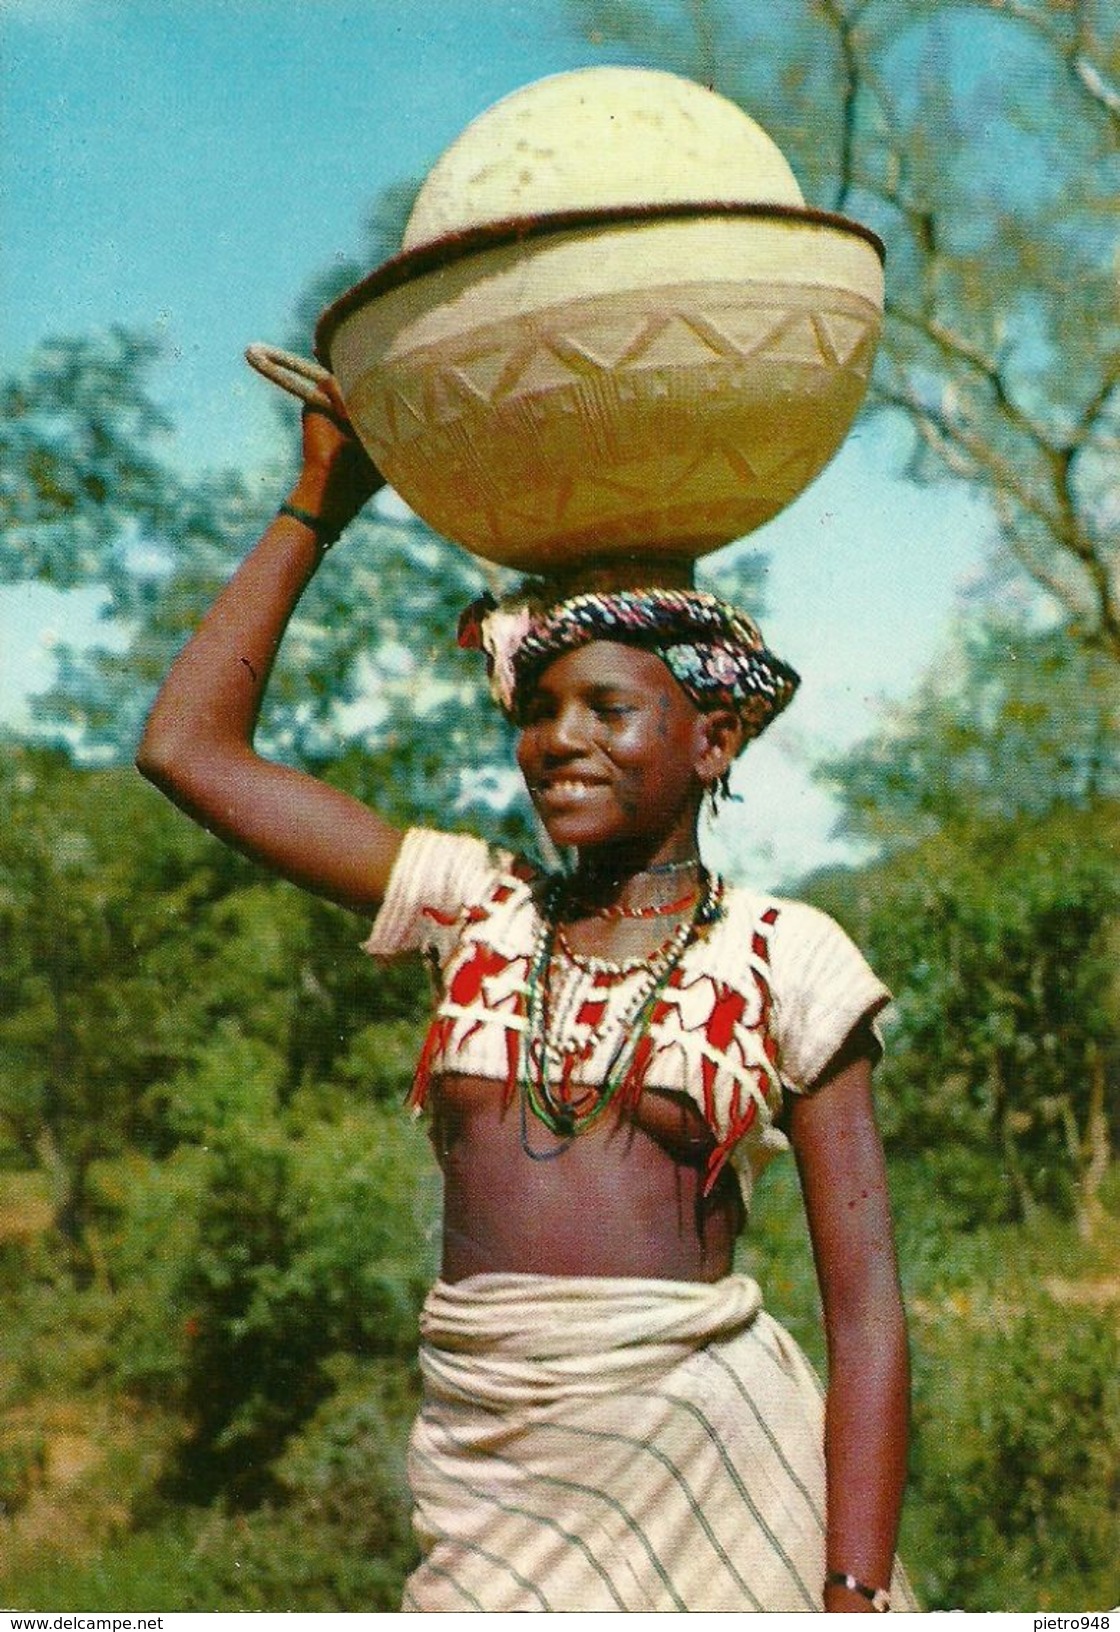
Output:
[515, 641, 712, 857]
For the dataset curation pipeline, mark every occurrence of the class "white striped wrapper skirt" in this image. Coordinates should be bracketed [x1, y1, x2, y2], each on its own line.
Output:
[401, 1271, 918, 1612]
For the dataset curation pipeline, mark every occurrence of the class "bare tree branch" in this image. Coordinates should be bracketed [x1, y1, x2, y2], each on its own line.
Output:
[562, 0, 1120, 661]
[970, 0, 1120, 128]
[817, 0, 861, 210]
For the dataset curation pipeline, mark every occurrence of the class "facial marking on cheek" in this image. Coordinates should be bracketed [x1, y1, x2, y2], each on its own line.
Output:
[617, 767, 641, 816]
[657, 693, 672, 740]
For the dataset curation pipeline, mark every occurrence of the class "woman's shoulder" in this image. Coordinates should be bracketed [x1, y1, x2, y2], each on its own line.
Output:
[719, 879, 888, 1090]
[720, 879, 860, 953]
[362, 825, 541, 960]
[394, 825, 539, 888]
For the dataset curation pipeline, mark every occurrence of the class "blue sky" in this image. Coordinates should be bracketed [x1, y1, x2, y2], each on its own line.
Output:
[2, 0, 994, 883]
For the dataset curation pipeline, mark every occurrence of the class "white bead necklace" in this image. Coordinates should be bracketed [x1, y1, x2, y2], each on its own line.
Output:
[518, 869, 725, 1153]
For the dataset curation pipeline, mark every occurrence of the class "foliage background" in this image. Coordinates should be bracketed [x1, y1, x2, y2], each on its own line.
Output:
[2, 0, 1118, 1613]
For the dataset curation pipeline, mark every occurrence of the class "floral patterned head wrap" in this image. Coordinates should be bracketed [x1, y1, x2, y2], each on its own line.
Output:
[458, 583, 799, 749]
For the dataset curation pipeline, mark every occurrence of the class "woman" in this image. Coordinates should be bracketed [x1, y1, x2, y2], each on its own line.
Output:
[137, 390, 917, 1613]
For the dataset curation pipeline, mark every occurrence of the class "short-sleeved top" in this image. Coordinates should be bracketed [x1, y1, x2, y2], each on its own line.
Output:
[364, 828, 889, 1210]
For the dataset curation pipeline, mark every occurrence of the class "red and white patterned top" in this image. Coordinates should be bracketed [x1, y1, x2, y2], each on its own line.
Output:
[364, 828, 889, 1208]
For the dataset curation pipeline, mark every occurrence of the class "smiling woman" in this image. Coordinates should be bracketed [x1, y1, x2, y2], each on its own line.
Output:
[515, 643, 730, 849]
[135, 382, 919, 1611]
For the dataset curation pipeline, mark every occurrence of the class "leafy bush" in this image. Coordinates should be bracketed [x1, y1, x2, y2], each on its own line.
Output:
[910, 1300, 1120, 1609]
[177, 1356, 420, 1610]
[169, 1101, 435, 1506]
[807, 804, 1120, 1226]
[0, 1432, 46, 1518]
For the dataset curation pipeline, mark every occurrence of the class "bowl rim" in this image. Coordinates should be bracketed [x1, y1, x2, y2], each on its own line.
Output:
[313, 199, 885, 363]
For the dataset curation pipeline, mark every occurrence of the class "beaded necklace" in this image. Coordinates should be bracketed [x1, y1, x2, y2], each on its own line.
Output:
[582, 890, 698, 921]
[518, 867, 725, 1158]
[577, 854, 700, 881]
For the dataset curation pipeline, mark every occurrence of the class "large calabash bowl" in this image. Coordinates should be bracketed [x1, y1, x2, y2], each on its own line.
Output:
[317, 205, 883, 573]
[312, 68, 885, 573]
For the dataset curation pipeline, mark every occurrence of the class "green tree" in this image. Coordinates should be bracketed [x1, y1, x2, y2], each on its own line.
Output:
[0, 328, 180, 591]
[0, 746, 229, 1258]
[809, 797, 1119, 1229]
[808, 598, 1119, 1228]
[820, 612, 1120, 852]
[0, 745, 431, 1258]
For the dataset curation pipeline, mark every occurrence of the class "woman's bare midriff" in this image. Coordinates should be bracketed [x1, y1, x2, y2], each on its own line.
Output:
[430, 1072, 743, 1284]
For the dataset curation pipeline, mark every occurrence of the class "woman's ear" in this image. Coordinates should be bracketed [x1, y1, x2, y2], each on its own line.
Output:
[695, 708, 744, 786]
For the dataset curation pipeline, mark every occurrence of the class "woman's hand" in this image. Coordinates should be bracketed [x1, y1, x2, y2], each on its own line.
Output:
[287, 376, 385, 536]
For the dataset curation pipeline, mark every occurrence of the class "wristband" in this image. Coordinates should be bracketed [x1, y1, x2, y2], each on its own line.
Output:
[825, 1572, 891, 1612]
[277, 501, 343, 551]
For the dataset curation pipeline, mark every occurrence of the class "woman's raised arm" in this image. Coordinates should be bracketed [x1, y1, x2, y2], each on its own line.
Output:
[136, 388, 405, 916]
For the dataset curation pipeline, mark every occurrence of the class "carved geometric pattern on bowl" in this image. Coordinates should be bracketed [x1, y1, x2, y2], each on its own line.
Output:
[352, 287, 879, 554]
[376, 293, 875, 423]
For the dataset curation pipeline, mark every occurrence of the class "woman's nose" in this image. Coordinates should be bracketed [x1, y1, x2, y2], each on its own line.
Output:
[540, 701, 588, 756]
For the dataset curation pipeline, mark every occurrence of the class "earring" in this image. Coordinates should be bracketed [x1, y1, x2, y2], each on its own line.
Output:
[706, 769, 735, 814]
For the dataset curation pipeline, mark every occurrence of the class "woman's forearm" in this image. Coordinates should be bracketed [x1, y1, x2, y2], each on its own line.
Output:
[138, 389, 381, 792]
[786, 1055, 911, 1612]
[822, 1298, 909, 1610]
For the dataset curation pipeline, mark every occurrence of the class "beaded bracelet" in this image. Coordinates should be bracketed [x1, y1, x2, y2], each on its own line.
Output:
[825, 1572, 891, 1612]
[277, 500, 343, 552]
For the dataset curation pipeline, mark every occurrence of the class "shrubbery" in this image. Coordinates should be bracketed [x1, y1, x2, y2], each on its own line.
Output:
[806, 803, 1119, 1229]
[0, 1087, 434, 1608]
[908, 1295, 1120, 1609]
[170, 1103, 435, 1505]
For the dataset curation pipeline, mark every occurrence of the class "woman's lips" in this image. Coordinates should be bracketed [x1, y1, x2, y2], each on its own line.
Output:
[533, 775, 608, 803]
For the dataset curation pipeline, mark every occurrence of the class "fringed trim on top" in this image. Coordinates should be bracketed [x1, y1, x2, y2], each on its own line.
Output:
[405, 876, 784, 1206]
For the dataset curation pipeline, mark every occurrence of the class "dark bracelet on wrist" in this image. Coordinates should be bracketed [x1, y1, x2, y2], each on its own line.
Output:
[277, 500, 343, 551]
[825, 1572, 891, 1612]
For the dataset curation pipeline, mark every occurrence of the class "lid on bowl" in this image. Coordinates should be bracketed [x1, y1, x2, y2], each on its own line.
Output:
[401, 66, 805, 253]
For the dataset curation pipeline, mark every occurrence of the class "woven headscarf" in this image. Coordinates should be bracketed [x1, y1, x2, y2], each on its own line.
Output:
[458, 584, 799, 748]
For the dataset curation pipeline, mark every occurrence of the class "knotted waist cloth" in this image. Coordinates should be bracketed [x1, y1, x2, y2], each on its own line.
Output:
[401, 1271, 918, 1612]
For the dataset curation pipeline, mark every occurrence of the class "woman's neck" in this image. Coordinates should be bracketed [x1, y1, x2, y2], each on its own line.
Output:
[563, 841, 703, 918]
[571, 837, 700, 883]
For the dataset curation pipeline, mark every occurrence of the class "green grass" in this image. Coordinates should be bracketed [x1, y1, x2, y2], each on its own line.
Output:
[2, 1522, 214, 1613]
